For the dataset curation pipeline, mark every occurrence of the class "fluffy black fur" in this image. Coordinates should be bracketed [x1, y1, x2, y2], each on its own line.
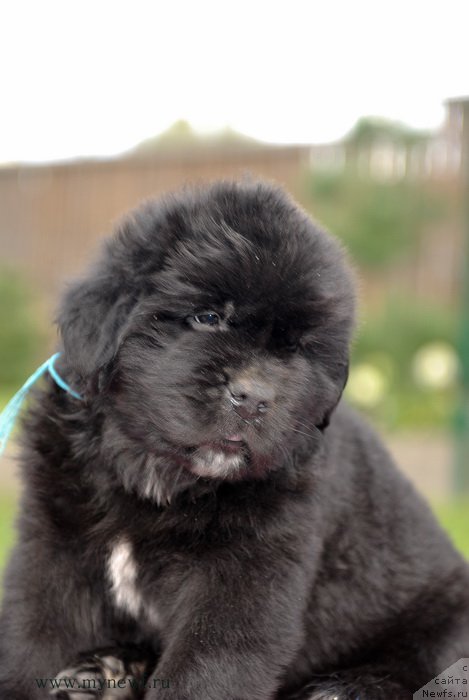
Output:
[0, 180, 468, 700]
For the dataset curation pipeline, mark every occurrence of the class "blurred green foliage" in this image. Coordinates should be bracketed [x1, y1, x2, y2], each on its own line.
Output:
[303, 169, 446, 268]
[355, 298, 456, 367]
[0, 495, 17, 580]
[301, 164, 456, 430]
[434, 499, 469, 558]
[350, 298, 458, 429]
[346, 116, 431, 149]
[0, 268, 45, 392]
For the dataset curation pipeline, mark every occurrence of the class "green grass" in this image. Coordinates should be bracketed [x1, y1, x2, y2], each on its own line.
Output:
[433, 499, 469, 558]
[0, 390, 11, 411]
[0, 493, 18, 577]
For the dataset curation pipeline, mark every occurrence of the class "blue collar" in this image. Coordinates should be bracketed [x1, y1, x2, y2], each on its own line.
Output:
[47, 353, 82, 400]
[0, 352, 82, 455]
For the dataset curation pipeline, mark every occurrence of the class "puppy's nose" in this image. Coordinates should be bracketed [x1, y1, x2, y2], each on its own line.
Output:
[228, 378, 275, 419]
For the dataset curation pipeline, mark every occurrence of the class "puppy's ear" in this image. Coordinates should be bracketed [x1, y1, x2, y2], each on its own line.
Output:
[57, 272, 136, 393]
[316, 360, 349, 431]
[57, 199, 170, 393]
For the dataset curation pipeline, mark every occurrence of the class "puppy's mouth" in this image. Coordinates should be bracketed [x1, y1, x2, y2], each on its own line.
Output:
[218, 434, 245, 451]
[199, 434, 247, 456]
[187, 433, 249, 479]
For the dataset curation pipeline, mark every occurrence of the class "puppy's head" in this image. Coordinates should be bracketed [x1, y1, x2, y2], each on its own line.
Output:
[58, 180, 355, 493]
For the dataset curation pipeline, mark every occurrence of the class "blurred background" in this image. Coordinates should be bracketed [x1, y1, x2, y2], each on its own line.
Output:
[1, 1, 468, 576]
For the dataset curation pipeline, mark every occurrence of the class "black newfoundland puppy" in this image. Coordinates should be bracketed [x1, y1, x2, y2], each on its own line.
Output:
[0, 180, 468, 700]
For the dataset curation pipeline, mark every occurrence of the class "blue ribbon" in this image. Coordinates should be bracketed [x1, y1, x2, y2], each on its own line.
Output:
[0, 352, 82, 455]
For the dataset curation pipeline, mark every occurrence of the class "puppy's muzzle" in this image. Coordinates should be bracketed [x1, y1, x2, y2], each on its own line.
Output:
[228, 376, 275, 421]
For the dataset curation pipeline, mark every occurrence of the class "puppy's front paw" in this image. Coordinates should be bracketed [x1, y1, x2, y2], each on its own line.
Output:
[290, 691, 348, 700]
[50, 645, 154, 699]
[49, 659, 108, 699]
[300, 693, 346, 700]
[295, 689, 409, 700]
[284, 673, 411, 700]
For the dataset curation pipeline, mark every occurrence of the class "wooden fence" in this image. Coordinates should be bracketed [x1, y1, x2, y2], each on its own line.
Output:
[0, 144, 308, 300]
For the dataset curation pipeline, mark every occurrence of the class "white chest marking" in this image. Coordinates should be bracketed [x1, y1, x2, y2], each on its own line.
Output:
[107, 538, 160, 627]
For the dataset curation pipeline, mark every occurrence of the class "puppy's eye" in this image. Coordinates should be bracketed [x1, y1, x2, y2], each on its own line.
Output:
[194, 312, 220, 326]
[275, 327, 300, 353]
[187, 311, 222, 329]
[285, 340, 299, 353]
